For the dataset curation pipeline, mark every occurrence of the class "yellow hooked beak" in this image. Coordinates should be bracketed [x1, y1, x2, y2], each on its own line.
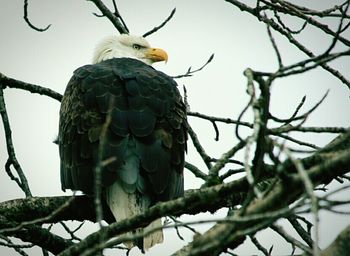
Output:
[144, 48, 168, 63]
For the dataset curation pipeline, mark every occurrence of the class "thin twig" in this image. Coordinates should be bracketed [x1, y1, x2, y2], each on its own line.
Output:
[270, 224, 313, 254]
[249, 235, 271, 255]
[187, 124, 212, 169]
[285, 1, 349, 18]
[235, 89, 255, 143]
[272, 0, 350, 47]
[225, 0, 350, 89]
[272, 8, 308, 34]
[205, 140, 247, 186]
[0, 235, 33, 256]
[143, 8, 176, 37]
[0, 235, 33, 249]
[60, 222, 82, 242]
[270, 126, 348, 134]
[23, 0, 51, 32]
[266, 16, 283, 68]
[323, 1, 350, 55]
[269, 95, 306, 124]
[0, 87, 32, 197]
[111, 0, 129, 32]
[184, 162, 207, 180]
[209, 157, 244, 166]
[188, 111, 253, 129]
[269, 90, 329, 124]
[168, 216, 200, 241]
[288, 216, 314, 247]
[219, 168, 245, 181]
[274, 49, 350, 79]
[172, 54, 215, 79]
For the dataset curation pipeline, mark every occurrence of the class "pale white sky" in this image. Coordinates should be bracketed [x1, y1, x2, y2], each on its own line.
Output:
[0, 1, 349, 255]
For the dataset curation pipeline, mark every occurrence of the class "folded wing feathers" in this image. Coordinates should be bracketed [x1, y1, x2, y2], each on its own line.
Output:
[59, 58, 187, 251]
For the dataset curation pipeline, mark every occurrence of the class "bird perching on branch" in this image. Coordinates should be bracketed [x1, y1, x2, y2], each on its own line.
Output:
[58, 34, 187, 251]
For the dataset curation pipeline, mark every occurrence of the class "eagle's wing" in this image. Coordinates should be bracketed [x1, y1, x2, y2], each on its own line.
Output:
[59, 58, 187, 202]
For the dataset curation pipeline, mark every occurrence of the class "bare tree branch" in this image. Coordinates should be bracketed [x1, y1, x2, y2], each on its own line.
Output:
[172, 54, 215, 79]
[0, 130, 345, 255]
[143, 8, 176, 37]
[184, 161, 207, 180]
[23, 0, 51, 32]
[87, 0, 129, 34]
[187, 124, 213, 170]
[0, 87, 32, 197]
[0, 73, 62, 102]
[0, 215, 73, 255]
[2, 1, 350, 255]
[225, 0, 350, 89]
[172, 144, 350, 256]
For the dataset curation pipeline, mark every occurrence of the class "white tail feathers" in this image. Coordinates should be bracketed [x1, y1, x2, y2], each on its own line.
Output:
[106, 180, 163, 251]
[143, 218, 164, 250]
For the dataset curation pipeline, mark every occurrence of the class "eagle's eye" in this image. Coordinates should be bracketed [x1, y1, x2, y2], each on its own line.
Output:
[133, 44, 141, 50]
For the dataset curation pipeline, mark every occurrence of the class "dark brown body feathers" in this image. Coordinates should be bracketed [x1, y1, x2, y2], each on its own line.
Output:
[59, 58, 187, 205]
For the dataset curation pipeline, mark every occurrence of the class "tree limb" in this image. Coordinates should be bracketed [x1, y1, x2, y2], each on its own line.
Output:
[0, 73, 62, 102]
[0, 131, 343, 255]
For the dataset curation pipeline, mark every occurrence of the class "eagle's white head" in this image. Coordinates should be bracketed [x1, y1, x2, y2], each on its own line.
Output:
[92, 34, 168, 65]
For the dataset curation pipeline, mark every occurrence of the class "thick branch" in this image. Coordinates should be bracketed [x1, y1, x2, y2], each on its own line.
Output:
[172, 145, 350, 256]
[0, 196, 110, 224]
[0, 216, 73, 255]
[1, 130, 348, 255]
[57, 131, 350, 255]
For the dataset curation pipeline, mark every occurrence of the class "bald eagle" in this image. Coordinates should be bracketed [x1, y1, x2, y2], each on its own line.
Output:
[59, 34, 187, 251]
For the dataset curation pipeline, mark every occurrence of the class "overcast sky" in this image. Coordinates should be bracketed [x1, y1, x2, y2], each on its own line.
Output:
[0, 1, 349, 255]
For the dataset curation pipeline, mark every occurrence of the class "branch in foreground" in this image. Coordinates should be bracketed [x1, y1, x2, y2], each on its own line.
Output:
[1, 128, 348, 255]
[0, 196, 111, 224]
[0, 215, 73, 255]
[0, 73, 62, 102]
[55, 130, 350, 255]
[172, 147, 350, 256]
